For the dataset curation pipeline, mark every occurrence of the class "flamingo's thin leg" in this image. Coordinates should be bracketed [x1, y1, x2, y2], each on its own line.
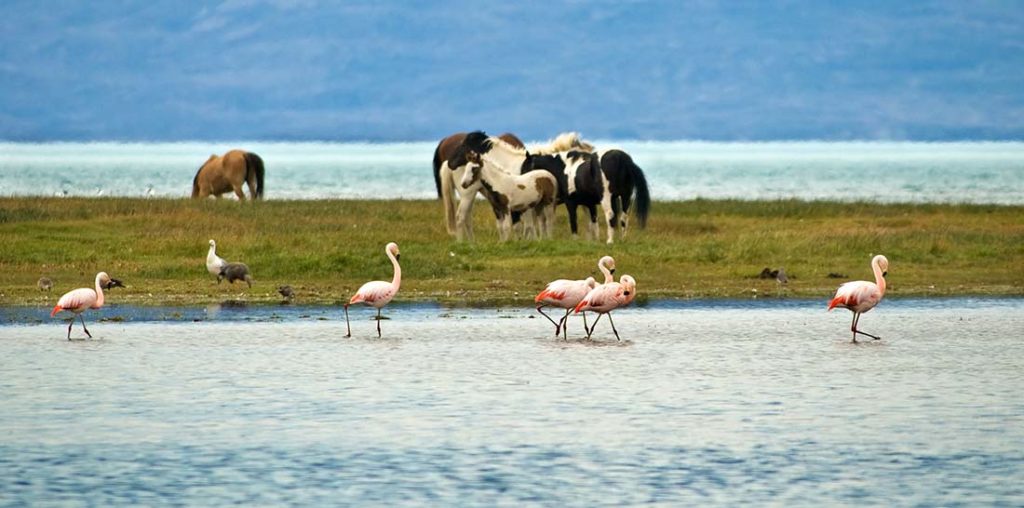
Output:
[536, 305, 561, 336]
[80, 314, 91, 338]
[344, 304, 351, 337]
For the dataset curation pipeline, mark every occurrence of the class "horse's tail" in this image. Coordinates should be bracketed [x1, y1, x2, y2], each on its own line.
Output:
[245, 152, 265, 199]
[627, 154, 650, 229]
[432, 143, 444, 199]
[191, 163, 203, 198]
[440, 159, 457, 234]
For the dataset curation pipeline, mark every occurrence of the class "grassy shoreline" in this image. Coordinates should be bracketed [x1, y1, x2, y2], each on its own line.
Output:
[1, 197, 1021, 307]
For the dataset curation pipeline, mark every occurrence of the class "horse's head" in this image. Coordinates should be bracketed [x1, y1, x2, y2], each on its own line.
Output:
[459, 151, 484, 189]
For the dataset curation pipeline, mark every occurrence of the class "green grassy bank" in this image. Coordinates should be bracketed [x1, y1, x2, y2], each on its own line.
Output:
[1, 197, 1021, 306]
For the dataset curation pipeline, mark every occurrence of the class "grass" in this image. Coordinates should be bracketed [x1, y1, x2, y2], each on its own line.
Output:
[1, 197, 1022, 306]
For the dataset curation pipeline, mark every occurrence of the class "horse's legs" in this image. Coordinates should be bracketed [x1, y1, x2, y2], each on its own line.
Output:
[455, 188, 476, 241]
[544, 204, 555, 239]
[619, 192, 633, 239]
[601, 191, 616, 244]
[567, 203, 580, 237]
[233, 184, 246, 201]
[520, 209, 536, 240]
[587, 205, 600, 241]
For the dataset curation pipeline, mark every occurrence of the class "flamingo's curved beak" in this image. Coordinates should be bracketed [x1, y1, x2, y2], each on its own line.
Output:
[106, 278, 124, 289]
[623, 291, 631, 296]
[882, 271, 888, 277]
[396, 254, 401, 262]
[610, 269, 616, 274]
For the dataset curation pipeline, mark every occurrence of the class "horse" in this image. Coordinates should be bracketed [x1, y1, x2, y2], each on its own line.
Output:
[528, 150, 607, 240]
[434, 132, 524, 241]
[596, 148, 650, 243]
[459, 150, 558, 241]
[192, 150, 265, 200]
[452, 133, 649, 243]
[437, 131, 593, 241]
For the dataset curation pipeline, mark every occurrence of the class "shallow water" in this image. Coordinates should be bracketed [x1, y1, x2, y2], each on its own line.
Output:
[2, 299, 1023, 505]
[2, 141, 1023, 203]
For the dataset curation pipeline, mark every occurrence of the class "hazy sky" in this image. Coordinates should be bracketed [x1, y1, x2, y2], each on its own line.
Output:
[2, 1, 1022, 141]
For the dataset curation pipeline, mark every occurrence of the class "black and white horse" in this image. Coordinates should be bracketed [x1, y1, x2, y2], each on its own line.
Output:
[444, 131, 594, 240]
[453, 131, 650, 243]
[595, 148, 650, 243]
[459, 150, 558, 241]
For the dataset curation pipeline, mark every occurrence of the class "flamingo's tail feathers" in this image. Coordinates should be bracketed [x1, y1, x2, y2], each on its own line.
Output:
[827, 295, 844, 311]
[573, 300, 587, 313]
[349, 293, 364, 305]
[50, 304, 62, 317]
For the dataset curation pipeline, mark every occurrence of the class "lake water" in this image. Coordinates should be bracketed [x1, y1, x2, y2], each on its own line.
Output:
[2, 141, 1023, 203]
[2, 298, 1023, 505]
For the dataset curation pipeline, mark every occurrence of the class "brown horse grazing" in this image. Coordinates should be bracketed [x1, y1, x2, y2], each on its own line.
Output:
[434, 132, 524, 239]
[192, 150, 265, 200]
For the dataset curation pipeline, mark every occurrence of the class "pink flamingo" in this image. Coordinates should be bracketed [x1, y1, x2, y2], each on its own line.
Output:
[344, 242, 401, 338]
[535, 255, 616, 338]
[574, 274, 637, 341]
[827, 254, 889, 343]
[50, 272, 124, 340]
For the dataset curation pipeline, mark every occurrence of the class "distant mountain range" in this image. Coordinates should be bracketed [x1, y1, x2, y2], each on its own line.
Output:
[1, 1, 1022, 141]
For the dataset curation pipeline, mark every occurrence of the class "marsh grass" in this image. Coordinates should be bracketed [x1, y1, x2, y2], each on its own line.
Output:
[1, 197, 1021, 306]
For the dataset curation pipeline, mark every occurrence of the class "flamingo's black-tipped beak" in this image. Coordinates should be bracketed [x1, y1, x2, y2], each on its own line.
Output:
[610, 269, 616, 274]
[882, 271, 888, 277]
[623, 291, 631, 296]
[106, 278, 124, 289]
[396, 254, 401, 262]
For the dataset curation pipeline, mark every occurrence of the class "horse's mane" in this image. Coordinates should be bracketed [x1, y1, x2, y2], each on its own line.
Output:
[465, 131, 528, 157]
[531, 132, 595, 155]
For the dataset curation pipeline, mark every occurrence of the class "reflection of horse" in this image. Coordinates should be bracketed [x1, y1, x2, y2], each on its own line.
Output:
[436, 131, 593, 241]
[192, 150, 265, 200]
[460, 150, 558, 241]
[434, 132, 524, 241]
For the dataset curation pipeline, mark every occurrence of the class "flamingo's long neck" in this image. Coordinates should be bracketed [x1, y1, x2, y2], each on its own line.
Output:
[873, 259, 887, 296]
[599, 260, 613, 284]
[93, 274, 105, 308]
[389, 250, 402, 292]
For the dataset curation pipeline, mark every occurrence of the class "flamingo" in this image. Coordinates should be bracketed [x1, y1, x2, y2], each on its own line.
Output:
[827, 254, 889, 343]
[206, 239, 227, 279]
[574, 274, 637, 341]
[344, 242, 401, 338]
[534, 255, 616, 338]
[50, 272, 124, 340]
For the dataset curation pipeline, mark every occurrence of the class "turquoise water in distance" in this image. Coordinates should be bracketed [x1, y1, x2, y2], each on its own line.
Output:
[2, 298, 1023, 505]
[2, 141, 1023, 203]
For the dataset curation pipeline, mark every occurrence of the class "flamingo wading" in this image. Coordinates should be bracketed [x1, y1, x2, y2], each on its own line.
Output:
[575, 274, 637, 341]
[344, 242, 401, 338]
[827, 254, 889, 343]
[50, 272, 124, 340]
[535, 255, 616, 338]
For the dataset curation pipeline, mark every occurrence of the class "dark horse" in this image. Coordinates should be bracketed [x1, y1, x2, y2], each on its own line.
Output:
[192, 150, 265, 200]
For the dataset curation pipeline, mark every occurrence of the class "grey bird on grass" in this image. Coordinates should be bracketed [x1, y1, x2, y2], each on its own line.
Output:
[277, 285, 295, 301]
[219, 263, 254, 288]
[38, 277, 53, 291]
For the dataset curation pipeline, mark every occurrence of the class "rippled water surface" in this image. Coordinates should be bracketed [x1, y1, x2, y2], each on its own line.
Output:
[2, 299, 1023, 505]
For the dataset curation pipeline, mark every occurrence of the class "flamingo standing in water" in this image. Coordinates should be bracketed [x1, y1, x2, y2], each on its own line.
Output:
[344, 242, 401, 338]
[575, 274, 637, 341]
[535, 255, 616, 338]
[50, 272, 124, 340]
[827, 254, 889, 343]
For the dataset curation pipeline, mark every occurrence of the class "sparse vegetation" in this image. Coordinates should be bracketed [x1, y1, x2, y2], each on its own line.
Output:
[1, 197, 1021, 306]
